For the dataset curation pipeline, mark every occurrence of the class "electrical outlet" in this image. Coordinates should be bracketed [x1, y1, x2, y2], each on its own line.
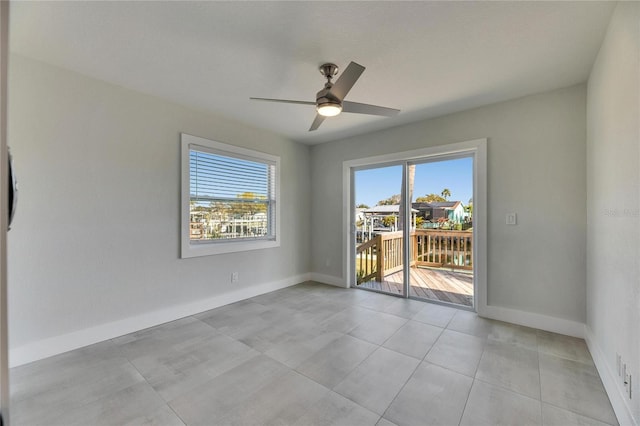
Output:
[231, 272, 239, 283]
[625, 372, 630, 393]
[622, 362, 631, 397]
[620, 359, 632, 399]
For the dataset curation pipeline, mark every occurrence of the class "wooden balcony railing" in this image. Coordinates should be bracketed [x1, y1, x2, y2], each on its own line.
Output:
[355, 236, 381, 284]
[356, 229, 473, 285]
[414, 230, 473, 270]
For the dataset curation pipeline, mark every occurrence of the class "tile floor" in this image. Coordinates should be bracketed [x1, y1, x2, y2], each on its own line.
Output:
[10, 282, 618, 426]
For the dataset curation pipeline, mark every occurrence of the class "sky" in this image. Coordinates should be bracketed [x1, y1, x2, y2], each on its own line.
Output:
[354, 157, 473, 207]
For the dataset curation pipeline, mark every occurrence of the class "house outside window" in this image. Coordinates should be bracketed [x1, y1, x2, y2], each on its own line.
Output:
[180, 133, 280, 258]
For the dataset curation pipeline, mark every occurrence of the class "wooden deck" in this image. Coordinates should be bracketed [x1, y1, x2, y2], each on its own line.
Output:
[358, 266, 473, 306]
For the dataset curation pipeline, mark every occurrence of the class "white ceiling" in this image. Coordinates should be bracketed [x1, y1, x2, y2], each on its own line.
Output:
[10, 1, 615, 145]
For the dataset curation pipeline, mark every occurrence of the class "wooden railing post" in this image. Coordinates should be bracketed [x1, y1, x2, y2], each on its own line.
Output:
[375, 234, 384, 282]
[411, 232, 418, 267]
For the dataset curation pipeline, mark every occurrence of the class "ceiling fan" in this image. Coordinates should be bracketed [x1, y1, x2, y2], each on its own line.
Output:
[250, 61, 400, 131]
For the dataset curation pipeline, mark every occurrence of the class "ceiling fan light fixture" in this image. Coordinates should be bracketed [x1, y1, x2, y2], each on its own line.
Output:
[317, 102, 342, 117]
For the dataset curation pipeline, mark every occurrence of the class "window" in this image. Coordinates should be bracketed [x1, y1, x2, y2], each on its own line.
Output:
[181, 133, 280, 258]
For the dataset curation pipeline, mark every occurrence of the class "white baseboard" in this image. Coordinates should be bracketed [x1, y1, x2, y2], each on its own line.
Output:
[480, 305, 585, 338]
[309, 272, 347, 288]
[585, 326, 637, 426]
[9, 273, 310, 368]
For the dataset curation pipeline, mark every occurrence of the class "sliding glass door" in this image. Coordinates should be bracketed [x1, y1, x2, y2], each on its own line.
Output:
[351, 154, 475, 309]
[408, 157, 474, 307]
[352, 164, 407, 297]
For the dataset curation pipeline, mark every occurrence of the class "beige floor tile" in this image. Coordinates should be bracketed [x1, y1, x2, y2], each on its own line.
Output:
[412, 302, 457, 327]
[424, 329, 485, 377]
[447, 309, 495, 338]
[540, 353, 617, 425]
[293, 391, 380, 426]
[334, 347, 420, 415]
[296, 334, 377, 388]
[476, 339, 540, 399]
[488, 320, 538, 351]
[384, 362, 472, 426]
[382, 320, 443, 359]
[460, 380, 542, 426]
[348, 311, 408, 345]
[542, 403, 616, 426]
[537, 330, 594, 364]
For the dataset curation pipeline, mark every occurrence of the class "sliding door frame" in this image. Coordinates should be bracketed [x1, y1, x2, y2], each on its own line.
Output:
[350, 161, 409, 297]
[343, 139, 487, 314]
[0, 1, 10, 422]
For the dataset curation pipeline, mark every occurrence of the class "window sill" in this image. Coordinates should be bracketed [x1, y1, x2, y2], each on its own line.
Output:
[181, 238, 280, 258]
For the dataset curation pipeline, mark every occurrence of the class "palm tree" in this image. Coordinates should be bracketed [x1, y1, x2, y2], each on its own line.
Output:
[441, 188, 451, 200]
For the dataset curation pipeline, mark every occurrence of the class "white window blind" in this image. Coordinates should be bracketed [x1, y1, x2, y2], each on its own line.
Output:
[189, 145, 276, 241]
[181, 133, 280, 257]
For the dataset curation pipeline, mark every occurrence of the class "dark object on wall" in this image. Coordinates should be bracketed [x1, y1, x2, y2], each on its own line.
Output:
[7, 148, 16, 230]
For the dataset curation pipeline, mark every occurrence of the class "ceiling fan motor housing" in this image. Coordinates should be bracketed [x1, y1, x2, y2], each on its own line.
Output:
[316, 86, 341, 107]
[316, 86, 342, 116]
[317, 63, 342, 112]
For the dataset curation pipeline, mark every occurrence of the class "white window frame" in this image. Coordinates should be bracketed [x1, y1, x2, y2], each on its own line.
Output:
[180, 133, 280, 258]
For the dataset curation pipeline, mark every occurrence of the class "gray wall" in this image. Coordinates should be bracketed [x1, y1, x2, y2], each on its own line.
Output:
[586, 2, 639, 422]
[8, 55, 311, 352]
[311, 84, 587, 323]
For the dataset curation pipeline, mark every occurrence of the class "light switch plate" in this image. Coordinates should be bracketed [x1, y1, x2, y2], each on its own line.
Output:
[506, 213, 517, 225]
